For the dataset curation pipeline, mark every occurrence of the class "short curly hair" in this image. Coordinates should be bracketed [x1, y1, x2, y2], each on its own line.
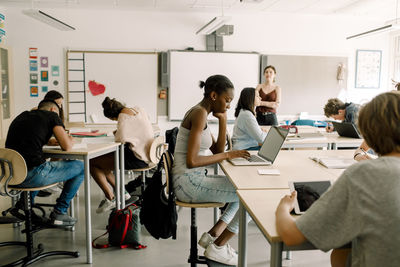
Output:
[324, 98, 346, 117]
[358, 91, 400, 155]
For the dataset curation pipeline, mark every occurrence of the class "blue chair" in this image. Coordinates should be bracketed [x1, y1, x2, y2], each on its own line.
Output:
[291, 120, 328, 128]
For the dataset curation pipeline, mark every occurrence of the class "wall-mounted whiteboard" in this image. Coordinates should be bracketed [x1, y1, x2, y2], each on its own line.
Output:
[168, 51, 260, 121]
[67, 51, 158, 123]
[266, 55, 348, 116]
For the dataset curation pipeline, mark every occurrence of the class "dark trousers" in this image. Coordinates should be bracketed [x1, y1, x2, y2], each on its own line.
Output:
[256, 112, 278, 126]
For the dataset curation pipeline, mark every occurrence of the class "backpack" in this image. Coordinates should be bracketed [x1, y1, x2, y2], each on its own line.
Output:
[165, 127, 179, 155]
[92, 204, 146, 249]
[140, 151, 177, 240]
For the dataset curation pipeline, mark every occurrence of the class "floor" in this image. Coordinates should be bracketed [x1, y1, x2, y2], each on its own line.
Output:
[0, 178, 332, 267]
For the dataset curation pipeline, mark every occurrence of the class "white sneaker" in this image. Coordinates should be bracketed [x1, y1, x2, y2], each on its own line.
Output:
[96, 198, 116, 214]
[204, 243, 238, 266]
[198, 232, 216, 249]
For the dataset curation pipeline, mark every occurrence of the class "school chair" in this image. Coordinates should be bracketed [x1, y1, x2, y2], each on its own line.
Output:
[163, 150, 224, 267]
[0, 148, 79, 266]
[128, 136, 165, 200]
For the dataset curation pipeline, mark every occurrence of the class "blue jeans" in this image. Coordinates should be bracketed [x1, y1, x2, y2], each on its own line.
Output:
[173, 167, 250, 234]
[16, 160, 84, 214]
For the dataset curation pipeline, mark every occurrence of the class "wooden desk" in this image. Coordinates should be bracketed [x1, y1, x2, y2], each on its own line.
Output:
[219, 150, 354, 190]
[43, 142, 125, 264]
[220, 150, 354, 267]
[237, 189, 316, 267]
[262, 126, 329, 149]
[325, 132, 363, 149]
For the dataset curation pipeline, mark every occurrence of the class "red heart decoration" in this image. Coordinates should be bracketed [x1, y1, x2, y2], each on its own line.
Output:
[88, 80, 106, 96]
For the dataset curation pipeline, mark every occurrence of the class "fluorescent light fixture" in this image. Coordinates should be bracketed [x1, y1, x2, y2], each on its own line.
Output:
[346, 22, 400, 39]
[23, 9, 76, 31]
[196, 16, 231, 35]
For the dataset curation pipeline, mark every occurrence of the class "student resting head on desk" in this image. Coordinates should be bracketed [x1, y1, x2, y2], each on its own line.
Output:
[89, 97, 153, 213]
[6, 99, 84, 227]
[276, 91, 400, 267]
[324, 98, 360, 133]
[171, 74, 250, 265]
[232, 87, 267, 150]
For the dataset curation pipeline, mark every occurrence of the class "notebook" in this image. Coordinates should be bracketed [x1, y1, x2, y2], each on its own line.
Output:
[43, 143, 88, 150]
[332, 121, 362, 139]
[309, 156, 356, 169]
[228, 126, 289, 166]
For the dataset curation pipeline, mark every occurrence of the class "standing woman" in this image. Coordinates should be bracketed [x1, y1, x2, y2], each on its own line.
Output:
[172, 75, 250, 265]
[255, 65, 281, 126]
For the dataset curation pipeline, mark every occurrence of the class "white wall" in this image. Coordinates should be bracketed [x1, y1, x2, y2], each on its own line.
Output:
[0, 7, 391, 120]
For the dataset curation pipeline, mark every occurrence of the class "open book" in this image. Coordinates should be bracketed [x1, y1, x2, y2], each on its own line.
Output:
[43, 143, 88, 150]
[309, 157, 356, 169]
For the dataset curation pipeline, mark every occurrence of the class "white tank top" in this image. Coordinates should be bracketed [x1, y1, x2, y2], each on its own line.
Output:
[172, 125, 212, 176]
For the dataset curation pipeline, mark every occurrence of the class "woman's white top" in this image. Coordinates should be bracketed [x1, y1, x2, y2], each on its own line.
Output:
[172, 125, 212, 176]
[232, 109, 267, 150]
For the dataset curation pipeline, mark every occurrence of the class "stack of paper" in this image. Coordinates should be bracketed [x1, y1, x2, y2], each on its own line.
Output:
[310, 157, 356, 169]
[43, 143, 88, 150]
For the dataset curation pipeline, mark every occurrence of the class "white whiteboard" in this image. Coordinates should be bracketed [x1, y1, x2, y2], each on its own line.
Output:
[168, 51, 260, 121]
[67, 51, 158, 123]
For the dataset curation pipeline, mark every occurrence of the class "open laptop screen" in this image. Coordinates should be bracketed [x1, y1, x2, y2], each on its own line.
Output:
[258, 126, 288, 163]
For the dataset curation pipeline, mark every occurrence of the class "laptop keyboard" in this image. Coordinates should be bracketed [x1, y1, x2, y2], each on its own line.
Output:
[248, 155, 265, 162]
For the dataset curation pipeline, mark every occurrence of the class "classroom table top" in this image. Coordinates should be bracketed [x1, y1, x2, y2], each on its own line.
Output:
[219, 149, 354, 190]
[237, 189, 293, 243]
[43, 142, 120, 155]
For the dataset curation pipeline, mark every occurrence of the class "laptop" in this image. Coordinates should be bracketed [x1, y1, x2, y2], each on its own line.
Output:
[332, 121, 362, 139]
[228, 126, 289, 166]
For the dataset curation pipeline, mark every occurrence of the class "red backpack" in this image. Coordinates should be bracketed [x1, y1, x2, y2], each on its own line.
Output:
[92, 204, 146, 249]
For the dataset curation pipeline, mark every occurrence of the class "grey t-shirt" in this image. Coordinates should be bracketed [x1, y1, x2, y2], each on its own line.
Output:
[296, 156, 400, 267]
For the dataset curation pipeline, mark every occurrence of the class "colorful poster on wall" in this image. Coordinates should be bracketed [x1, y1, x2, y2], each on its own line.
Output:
[42, 86, 48, 92]
[0, 13, 5, 43]
[30, 86, 38, 97]
[29, 48, 38, 59]
[30, 73, 38, 84]
[40, 57, 48, 68]
[41, 71, 48, 81]
[29, 60, 38, 71]
[51, 65, 60, 76]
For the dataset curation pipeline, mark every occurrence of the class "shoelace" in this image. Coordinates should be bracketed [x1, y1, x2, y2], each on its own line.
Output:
[225, 244, 237, 257]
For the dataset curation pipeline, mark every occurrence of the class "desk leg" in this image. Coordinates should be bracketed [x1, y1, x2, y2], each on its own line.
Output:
[238, 202, 248, 267]
[270, 242, 283, 267]
[114, 150, 121, 210]
[84, 157, 92, 264]
[120, 144, 125, 208]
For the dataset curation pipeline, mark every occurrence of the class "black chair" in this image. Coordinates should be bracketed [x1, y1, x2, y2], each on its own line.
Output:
[0, 148, 79, 266]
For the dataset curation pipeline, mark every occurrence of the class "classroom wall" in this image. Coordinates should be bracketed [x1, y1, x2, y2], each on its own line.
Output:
[0, 7, 391, 119]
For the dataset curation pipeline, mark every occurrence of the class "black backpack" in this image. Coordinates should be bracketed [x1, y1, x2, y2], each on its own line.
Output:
[140, 151, 177, 239]
[165, 127, 179, 155]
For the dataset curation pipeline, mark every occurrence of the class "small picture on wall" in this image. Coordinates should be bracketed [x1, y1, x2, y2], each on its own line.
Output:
[51, 65, 60, 76]
[29, 48, 38, 59]
[355, 50, 382, 89]
[29, 60, 38, 71]
[40, 56, 48, 68]
[42, 86, 48, 93]
[30, 86, 38, 97]
[30, 73, 38, 84]
[41, 71, 48, 81]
